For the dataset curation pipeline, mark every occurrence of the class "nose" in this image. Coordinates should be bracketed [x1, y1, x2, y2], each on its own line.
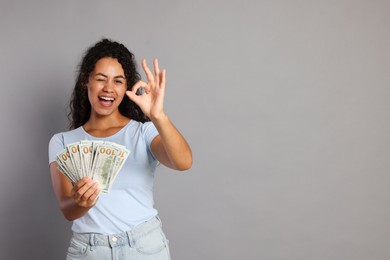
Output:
[103, 80, 114, 92]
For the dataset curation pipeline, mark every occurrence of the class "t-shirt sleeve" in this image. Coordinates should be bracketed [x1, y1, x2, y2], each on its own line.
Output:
[48, 133, 65, 165]
[142, 122, 159, 160]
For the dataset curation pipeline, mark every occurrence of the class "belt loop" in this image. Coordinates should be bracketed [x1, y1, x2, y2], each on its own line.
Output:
[89, 234, 96, 251]
[126, 230, 134, 248]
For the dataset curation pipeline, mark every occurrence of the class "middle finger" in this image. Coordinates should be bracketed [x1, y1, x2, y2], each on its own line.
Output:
[141, 59, 155, 84]
[154, 59, 160, 84]
[74, 180, 94, 200]
[81, 182, 100, 201]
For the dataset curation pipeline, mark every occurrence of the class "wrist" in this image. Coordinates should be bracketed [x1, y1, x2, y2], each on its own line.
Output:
[150, 112, 168, 124]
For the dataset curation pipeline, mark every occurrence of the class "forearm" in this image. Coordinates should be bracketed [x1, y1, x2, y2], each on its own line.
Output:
[51, 166, 99, 221]
[151, 114, 192, 170]
[59, 197, 93, 221]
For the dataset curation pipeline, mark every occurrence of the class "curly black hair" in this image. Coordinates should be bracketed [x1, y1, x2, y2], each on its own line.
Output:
[68, 38, 149, 129]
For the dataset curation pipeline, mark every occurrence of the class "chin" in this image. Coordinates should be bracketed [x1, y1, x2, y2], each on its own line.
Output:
[93, 108, 118, 117]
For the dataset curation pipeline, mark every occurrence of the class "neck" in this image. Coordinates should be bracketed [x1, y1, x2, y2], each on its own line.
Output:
[84, 112, 130, 132]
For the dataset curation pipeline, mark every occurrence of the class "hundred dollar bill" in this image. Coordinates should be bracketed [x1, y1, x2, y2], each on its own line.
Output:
[79, 140, 93, 178]
[55, 140, 130, 193]
[107, 146, 130, 191]
[67, 142, 83, 178]
[90, 143, 117, 193]
[90, 141, 105, 178]
[56, 149, 76, 181]
[57, 163, 77, 183]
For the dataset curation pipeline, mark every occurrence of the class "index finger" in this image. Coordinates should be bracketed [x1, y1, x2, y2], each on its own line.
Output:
[73, 176, 92, 191]
[141, 59, 155, 83]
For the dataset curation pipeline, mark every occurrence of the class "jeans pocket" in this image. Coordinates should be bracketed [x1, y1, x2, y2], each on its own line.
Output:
[135, 227, 168, 255]
[67, 237, 89, 259]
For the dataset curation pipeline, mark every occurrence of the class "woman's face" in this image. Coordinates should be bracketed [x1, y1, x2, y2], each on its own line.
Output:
[87, 57, 127, 118]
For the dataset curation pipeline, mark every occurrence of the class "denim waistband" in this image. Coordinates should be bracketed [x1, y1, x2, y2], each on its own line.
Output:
[72, 216, 162, 248]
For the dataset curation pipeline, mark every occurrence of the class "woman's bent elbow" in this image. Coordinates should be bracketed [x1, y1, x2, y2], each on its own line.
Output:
[176, 157, 193, 171]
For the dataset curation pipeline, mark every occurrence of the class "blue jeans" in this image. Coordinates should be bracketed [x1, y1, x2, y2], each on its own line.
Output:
[66, 216, 171, 260]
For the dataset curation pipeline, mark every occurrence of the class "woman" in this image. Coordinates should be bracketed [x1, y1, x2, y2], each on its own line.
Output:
[49, 39, 192, 260]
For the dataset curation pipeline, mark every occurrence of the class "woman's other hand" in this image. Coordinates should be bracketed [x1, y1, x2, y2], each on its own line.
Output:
[126, 58, 166, 120]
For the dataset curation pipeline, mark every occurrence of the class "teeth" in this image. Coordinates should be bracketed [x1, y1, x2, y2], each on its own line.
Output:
[100, 96, 114, 101]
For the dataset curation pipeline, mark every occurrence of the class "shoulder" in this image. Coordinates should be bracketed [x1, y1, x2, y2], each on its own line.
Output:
[48, 128, 84, 164]
[141, 121, 159, 144]
[49, 132, 65, 148]
[125, 120, 158, 145]
[49, 128, 84, 149]
[134, 121, 157, 136]
[48, 132, 65, 164]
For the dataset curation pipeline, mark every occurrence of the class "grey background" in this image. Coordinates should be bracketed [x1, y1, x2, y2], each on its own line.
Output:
[1, 0, 389, 259]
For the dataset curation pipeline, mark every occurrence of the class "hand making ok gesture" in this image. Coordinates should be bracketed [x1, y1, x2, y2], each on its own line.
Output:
[126, 58, 166, 121]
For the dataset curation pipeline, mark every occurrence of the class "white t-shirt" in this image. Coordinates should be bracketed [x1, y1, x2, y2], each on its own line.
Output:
[48, 120, 159, 234]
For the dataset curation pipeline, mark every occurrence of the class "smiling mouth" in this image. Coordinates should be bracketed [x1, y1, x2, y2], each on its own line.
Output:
[99, 96, 115, 102]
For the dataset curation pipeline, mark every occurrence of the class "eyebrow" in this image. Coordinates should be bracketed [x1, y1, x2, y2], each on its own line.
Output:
[95, 73, 126, 80]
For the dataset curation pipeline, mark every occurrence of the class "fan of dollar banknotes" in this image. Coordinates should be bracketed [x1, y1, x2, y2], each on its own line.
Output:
[56, 141, 130, 193]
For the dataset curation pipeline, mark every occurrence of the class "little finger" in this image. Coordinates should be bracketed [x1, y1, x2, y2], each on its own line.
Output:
[87, 186, 101, 205]
[73, 177, 92, 193]
[74, 179, 94, 201]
